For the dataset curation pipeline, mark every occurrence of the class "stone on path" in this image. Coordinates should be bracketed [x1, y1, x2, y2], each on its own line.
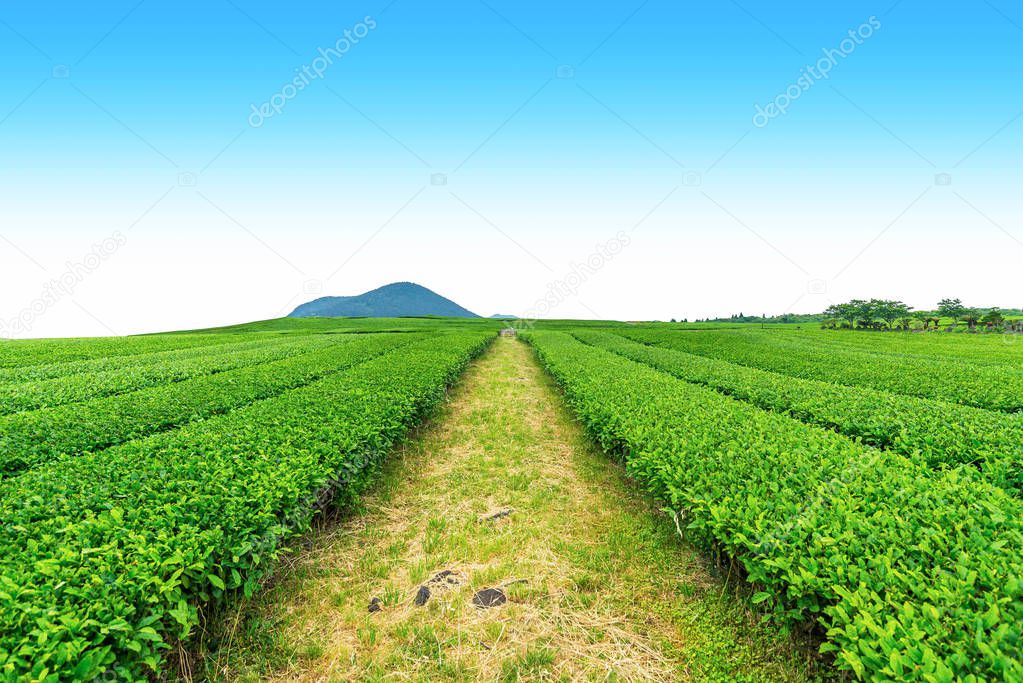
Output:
[477, 506, 515, 523]
[472, 587, 507, 609]
[429, 569, 460, 586]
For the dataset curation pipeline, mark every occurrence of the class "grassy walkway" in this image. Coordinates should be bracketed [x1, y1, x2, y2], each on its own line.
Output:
[189, 337, 822, 682]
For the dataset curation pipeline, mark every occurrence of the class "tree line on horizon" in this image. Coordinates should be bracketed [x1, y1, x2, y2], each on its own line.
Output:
[822, 298, 1022, 332]
[689, 299, 1023, 331]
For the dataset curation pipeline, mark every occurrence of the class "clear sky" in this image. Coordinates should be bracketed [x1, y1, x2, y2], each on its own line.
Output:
[1, 1, 1021, 336]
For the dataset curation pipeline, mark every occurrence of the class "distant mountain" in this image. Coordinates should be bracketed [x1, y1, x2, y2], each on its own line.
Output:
[289, 282, 480, 319]
[489, 314, 518, 319]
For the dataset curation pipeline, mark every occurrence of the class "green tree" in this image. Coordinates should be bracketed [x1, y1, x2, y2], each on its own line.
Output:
[937, 298, 967, 327]
[852, 299, 875, 329]
[982, 308, 1004, 326]
[873, 299, 912, 329]
[824, 302, 860, 328]
[963, 309, 981, 331]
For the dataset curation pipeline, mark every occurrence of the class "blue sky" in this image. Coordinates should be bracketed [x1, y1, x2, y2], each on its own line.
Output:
[1, 1, 1021, 335]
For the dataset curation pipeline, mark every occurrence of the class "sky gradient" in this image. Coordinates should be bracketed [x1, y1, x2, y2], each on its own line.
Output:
[1, 1, 1021, 336]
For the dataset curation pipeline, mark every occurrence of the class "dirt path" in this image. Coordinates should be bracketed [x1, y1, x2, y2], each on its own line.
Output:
[196, 337, 821, 682]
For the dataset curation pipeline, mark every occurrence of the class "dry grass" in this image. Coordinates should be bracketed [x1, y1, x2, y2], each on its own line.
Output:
[188, 338, 823, 682]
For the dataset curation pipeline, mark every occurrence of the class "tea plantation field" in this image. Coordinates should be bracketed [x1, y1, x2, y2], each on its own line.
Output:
[0, 318, 496, 680]
[525, 324, 1023, 682]
[2, 318, 1021, 681]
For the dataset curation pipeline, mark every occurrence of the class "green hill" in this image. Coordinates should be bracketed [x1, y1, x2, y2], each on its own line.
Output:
[289, 282, 479, 319]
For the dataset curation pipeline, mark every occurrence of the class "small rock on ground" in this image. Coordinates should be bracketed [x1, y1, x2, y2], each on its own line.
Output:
[429, 570, 460, 585]
[477, 507, 515, 523]
[414, 585, 431, 606]
[472, 587, 507, 609]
